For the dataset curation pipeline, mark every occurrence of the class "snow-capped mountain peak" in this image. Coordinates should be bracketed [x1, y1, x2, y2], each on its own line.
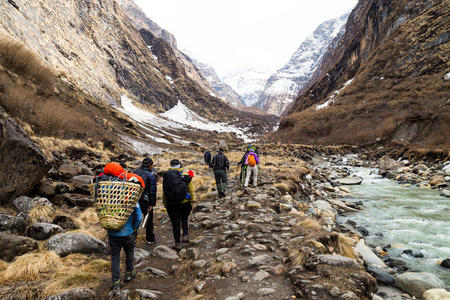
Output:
[254, 13, 350, 116]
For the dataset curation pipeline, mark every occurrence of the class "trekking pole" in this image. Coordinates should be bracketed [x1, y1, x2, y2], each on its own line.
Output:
[141, 213, 149, 229]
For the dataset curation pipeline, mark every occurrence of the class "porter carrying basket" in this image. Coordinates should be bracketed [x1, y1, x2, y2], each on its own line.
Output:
[89, 181, 143, 231]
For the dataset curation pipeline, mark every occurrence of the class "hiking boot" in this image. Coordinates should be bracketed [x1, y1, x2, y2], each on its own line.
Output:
[124, 270, 136, 282]
[146, 239, 157, 245]
[181, 234, 190, 243]
[112, 279, 121, 293]
[220, 191, 226, 197]
[172, 242, 182, 251]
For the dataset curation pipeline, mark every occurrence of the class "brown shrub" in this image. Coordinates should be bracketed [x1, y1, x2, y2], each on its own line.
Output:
[0, 38, 54, 87]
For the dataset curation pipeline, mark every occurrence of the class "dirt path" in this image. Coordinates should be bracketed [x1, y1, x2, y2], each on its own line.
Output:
[97, 168, 296, 300]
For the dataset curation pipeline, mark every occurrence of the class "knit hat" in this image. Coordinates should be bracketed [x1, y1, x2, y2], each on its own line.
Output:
[170, 159, 181, 168]
[142, 157, 153, 168]
[218, 148, 224, 153]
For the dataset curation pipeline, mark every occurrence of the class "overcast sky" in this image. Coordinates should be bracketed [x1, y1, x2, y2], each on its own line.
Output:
[134, 0, 357, 77]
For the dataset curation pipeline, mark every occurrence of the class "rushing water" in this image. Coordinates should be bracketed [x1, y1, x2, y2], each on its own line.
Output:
[337, 167, 450, 285]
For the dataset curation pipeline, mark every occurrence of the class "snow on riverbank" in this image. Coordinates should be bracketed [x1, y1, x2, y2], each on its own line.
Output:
[118, 96, 254, 150]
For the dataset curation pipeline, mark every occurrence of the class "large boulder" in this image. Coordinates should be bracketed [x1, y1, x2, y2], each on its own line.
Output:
[0, 232, 39, 261]
[354, 241, 386, 268]
[52, 215, 80, 230]
[44, 288, 96, 300]
[0, 106, 50, 204]
[429, 175, 445, 187]
[46, 233, 108, 257]
[423, 289, 450, 300]
[378, 156, 403, 176]
[57, 160, 83, 179]
[27, 222, 64, 240]
[13, 196, 53, 213]
[0, 213, 28, 234]
[395, 272, 445, 298]
[337, 177, 363, 185]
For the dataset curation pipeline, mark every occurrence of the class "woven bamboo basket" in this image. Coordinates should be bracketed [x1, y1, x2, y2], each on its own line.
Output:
[89, 181, 143, 231]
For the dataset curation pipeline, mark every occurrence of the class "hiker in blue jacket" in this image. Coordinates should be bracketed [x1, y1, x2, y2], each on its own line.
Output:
[134, 157, 158, 244]
[107, 203, 143, 292]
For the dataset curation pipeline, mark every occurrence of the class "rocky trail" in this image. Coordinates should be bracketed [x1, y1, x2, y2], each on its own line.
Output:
[0, 146, 449, 300]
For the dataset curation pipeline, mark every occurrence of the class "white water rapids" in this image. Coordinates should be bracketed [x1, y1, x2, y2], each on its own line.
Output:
[338, 167, 450, 285]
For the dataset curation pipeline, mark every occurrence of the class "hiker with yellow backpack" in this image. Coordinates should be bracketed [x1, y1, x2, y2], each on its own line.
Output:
[243, 148, 260, 187]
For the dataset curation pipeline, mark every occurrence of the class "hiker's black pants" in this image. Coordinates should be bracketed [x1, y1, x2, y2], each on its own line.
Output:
[166, 202, 192, 243]
[139, 200, 155, 242]
[214, 169, 227, 194]
[108, 234, 135, 283]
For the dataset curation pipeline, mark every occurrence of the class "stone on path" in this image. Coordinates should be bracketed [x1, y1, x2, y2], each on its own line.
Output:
[246, 201, 262, 210]
[46, 233, 108, 257]
[135, 289, 162, 299]
[145, 266, 168, 278]
[395, 272, 445, 298]
[224, 292, 244, 300]
[43, 288, 96, 300]
[249, 254, 269, 266]
[254, 270, 270, 281]
[152, 245, 179, 259]
[257, 288, 275, 296]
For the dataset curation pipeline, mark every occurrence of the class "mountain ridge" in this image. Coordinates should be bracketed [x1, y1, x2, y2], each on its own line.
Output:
[255, 13, 350, 116]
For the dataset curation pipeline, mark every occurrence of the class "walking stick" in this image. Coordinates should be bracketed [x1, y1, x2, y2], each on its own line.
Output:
[141, 213, 149, 229]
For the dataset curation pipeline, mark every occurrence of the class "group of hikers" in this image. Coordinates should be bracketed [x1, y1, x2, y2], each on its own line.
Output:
[205, 144, 261, 198]
[93, 144, 260, 292]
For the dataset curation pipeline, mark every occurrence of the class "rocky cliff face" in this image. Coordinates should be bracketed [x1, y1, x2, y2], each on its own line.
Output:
[255, 14, 349, 116]
[276, 0, 450, 146]
[191, 59, 244, 108]
[116, 0, 219, 99]
[0, 0, 271, 127]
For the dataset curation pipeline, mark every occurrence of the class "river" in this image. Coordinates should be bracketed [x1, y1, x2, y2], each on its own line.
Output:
[337, 167, 450, 285]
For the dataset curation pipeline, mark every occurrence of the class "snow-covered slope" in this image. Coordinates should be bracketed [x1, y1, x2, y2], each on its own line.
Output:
[255, 13, 350, 116]
[222, 68, 272, 106]
[119, 96, 255, 152]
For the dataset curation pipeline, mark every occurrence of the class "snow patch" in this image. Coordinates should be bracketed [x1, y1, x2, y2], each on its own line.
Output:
[119, 95, 253, 143]
[316, 78, 354, 110]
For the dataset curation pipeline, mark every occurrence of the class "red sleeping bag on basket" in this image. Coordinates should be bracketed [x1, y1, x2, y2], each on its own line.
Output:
[102, 162, 145, 188]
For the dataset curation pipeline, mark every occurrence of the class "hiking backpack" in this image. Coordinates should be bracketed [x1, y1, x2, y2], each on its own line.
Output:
[247, 154, 256, 167]
[163, 170, 188, 204]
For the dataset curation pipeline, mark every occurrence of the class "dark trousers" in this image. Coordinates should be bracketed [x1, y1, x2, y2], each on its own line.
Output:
[214, 169, 227, 194]
[108, 235, 135, 283]
[139, 200, 155, 242]
[166, 202, 192, 243]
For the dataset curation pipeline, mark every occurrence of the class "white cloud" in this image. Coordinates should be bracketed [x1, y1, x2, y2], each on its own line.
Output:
[134, 0, 357, 77]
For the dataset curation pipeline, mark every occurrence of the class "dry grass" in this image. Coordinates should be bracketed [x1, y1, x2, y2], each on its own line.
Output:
[338, 234, 357, 259]
[28, 205, 55, 223]
[0, 38, 54, 87]
[0, 260, 9, 272]
[43, 269, 100, 297]
[62, 254, 90, 267]
[0, 251, 62, 283]
[81, 259, 110, 273]
[78, 208, 99, 225]
[294, 218, 322, 233]
[207, 262, 223, 276]
[0, 283, 44, 300]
